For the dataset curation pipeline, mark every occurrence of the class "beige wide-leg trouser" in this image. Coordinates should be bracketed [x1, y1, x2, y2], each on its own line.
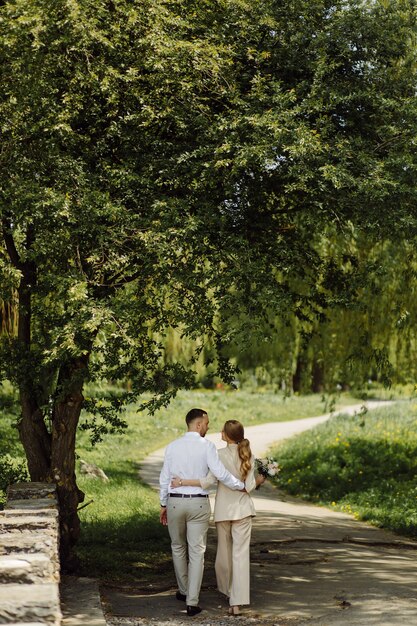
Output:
[167, 497, 211, 607]
[215, 516, 252, 606]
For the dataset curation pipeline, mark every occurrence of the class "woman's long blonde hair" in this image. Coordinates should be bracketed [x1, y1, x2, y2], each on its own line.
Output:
[223, 420, 252, 480]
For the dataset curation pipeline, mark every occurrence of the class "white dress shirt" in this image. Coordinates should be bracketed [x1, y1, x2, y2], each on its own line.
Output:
[159, 432, 245, 506]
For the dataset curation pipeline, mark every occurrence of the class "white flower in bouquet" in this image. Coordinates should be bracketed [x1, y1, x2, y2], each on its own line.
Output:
[266, 460, 279, 476]
[255, 457, 280, 479]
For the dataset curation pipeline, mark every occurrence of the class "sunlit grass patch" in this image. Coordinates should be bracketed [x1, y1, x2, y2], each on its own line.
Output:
[271, 401, 417, 537]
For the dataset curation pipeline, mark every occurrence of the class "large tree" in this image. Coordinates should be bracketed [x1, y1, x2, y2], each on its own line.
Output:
[1, 0, 416, 568]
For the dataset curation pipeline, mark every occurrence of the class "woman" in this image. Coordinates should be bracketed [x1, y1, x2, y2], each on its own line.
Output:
[171, 419, 265, 615]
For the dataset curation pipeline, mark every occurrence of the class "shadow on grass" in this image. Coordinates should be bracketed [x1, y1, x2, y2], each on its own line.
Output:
[77, 510, 173, 586]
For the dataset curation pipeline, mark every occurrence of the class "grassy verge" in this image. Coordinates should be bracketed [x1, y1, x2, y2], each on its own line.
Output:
[271, 400, 417, 538]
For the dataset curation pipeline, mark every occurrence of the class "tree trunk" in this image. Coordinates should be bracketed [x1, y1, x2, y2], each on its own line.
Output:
[3, 221, 86, 570]
[13, 224, 52, 476]
[51, 400, 85, 572]
[293, 352, 308, 393]
[312, 359, 324, 393]
[18, 393, 51, 479]
[19, 358, 89, 572]
[51, 355, 88, 572]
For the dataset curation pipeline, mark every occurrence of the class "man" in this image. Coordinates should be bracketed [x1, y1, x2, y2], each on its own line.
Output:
[159, 408, 245, 617]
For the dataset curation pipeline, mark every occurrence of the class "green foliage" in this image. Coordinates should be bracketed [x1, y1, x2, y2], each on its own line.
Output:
[0, 381, 19, 416]
[0, 385, 29, 503]
[223, 235, 417, 393]
[0, 455, 29, 506]
[273, 402, 417, 536]
[1, 0, 416, 410]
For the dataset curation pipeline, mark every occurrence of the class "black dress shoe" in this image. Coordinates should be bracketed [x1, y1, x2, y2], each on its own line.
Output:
[176, 591, 186, 602]
[186, 605, 202, 616]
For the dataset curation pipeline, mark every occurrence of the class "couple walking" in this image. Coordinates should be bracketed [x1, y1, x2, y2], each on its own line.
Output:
[159, 407, 265, 617]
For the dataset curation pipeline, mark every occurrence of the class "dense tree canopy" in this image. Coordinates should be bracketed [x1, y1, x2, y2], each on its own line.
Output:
[1, 0, 416, 566]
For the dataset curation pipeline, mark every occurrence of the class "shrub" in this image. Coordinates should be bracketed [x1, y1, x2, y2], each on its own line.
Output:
[0, 454, 29, 505]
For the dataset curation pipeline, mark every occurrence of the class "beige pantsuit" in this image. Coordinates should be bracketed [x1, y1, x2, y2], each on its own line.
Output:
[215, 515, 252, 605]
[200, 443, 257, 607]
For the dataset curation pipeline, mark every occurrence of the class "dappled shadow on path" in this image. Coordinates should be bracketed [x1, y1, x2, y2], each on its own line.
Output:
[102, 485, 417, 625]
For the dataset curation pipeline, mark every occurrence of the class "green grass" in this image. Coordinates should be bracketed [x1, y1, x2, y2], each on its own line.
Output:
[271, 400, 417, 538]
[76, 474, 173, 585]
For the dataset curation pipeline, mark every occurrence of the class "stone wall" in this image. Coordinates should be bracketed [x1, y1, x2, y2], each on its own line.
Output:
[0, 482, 62, 626]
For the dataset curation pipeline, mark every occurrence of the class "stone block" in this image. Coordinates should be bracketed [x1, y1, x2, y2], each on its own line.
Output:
[2, 507, 58, 518]
[0, 554, 58, 584]
[0, 531, 59, 566]
[7, 483, 56, 501]
[0, 516, 58, 535]
[0, 583, 61, 625]
[5, 498, 58, 511]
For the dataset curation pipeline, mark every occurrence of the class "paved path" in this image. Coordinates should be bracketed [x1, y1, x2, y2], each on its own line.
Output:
[95, 401, 417, 625]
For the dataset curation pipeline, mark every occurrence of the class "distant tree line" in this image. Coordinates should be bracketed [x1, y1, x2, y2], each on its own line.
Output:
[159, 236, 417, 393]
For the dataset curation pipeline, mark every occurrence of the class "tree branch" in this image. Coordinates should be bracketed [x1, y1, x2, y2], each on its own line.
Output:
[1, 218, 23, 270]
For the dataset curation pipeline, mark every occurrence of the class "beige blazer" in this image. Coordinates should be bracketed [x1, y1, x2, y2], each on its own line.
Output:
[200, 443, 256, 522]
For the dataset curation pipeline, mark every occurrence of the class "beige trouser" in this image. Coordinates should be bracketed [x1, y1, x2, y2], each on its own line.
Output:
[167, 496, 211, 607]
[215, 516, 252, 606]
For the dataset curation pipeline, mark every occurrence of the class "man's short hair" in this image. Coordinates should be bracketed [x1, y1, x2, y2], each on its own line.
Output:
[186, 408, 207, 426]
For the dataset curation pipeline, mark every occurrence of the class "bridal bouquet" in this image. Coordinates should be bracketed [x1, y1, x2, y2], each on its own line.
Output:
[255, 457, 280, 489]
